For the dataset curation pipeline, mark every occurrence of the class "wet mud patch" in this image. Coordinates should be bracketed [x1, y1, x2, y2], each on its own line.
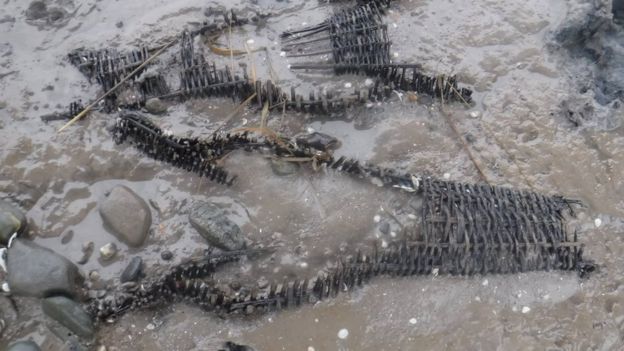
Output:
[24, 0, 73, 28]
[552, 2, 624, 129]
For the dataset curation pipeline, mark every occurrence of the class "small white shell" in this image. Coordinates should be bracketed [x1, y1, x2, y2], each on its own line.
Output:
[469, 111, 481, 118]
[338, 328, 349, 339]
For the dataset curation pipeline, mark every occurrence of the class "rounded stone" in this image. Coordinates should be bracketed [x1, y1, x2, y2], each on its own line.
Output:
[99, 243, 117, 260]
[120, 256, 143, 283]
[25, 1, 47, 21]
[7, 239, 82, 298]
[189, 202, 245, 251]
[6, 340, 41, 351]
[160, 250, 173, 261]
[378, 221, 390, 235]
[144, 98, 168, 115]
[0, 199, 27, 246]
[41, 296, 94, 339]
[99, 185, 151, 247]
[269, 159, 299, 176]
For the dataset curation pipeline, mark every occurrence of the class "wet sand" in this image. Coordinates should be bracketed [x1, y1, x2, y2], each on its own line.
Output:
[1, 0, 623, 350]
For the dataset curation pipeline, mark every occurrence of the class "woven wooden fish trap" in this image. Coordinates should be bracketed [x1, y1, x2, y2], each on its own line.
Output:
[92, 113, 595, 321]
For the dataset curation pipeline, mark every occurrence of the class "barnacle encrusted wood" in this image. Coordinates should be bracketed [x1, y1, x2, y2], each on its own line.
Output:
[95, 112, 595, 322]
[283, 0, 472, 102]
[113, 113, 239, 185]
[291, 63, 474, 103]
[281, 1, 391, 64]
[90, 205, 592, 320]
[113, 112, 420, 189]
[49, 1, 473, 122]
[417, 178, 592, 275]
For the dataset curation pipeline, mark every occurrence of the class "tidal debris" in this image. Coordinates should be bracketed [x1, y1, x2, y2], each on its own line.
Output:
[44, 2, 472, 122]
[283, 0, 472, 102]
[22, 2, 596, 337]
[112, 112, 418, 191]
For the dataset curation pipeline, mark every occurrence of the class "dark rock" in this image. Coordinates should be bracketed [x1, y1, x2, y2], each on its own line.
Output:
[144, 98, 168, 115]
[46, 8, 66, 23]
[554, 9, 624, 112]
[60, 230, 73, 244]
[6, 340, 41, 351]
[464, 133, 477, 144]
[121, 256, 142, 282]
[99, 185, 152, 247]
[378, 221, 390, 235]
[0, 199, 27, 246]
[42, 296, 94, 339]
[7, 239, 82, 298]
[160, 250, 173, 261]
[269, 158, 299, 176]
[295, 132, 341, 151]
[24, 1, 67, 24]
[189, 202, 245, 251]
[77, 241, 93, 265]
[614, 0, 624, 22]
[25, 1, 47, 21]
[220, 341, 256, 351]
